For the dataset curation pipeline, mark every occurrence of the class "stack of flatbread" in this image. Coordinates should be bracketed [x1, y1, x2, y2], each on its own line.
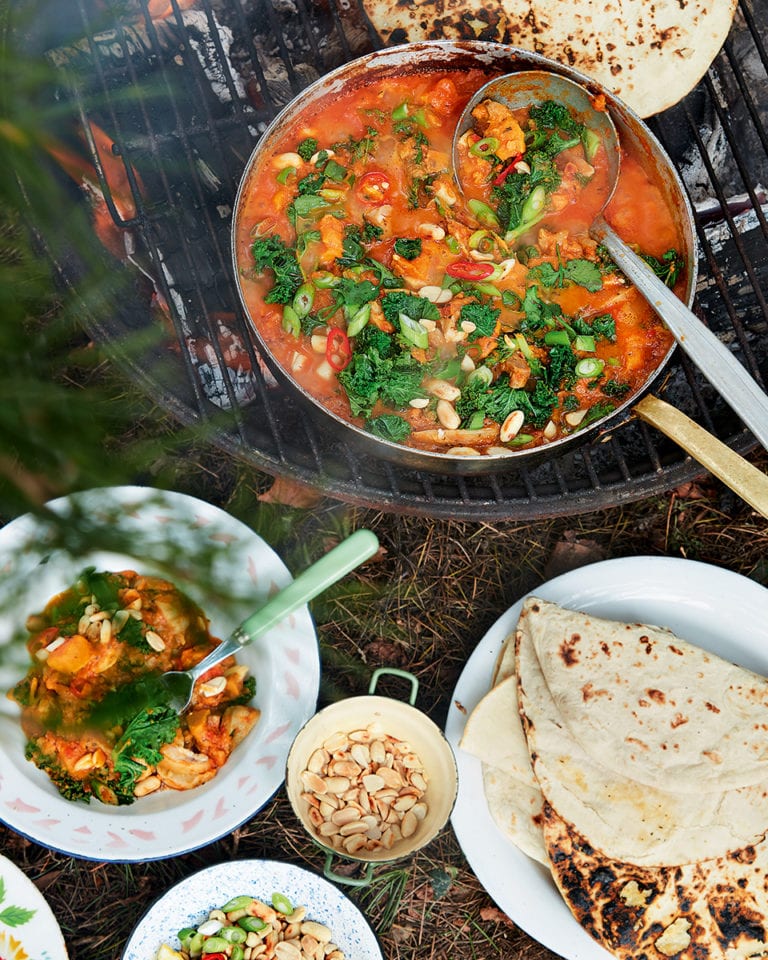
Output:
[461, 596, 768, 959]
[360, 0, 737, 118]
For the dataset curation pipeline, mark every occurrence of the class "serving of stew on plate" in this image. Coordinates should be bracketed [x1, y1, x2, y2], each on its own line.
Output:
[233, 67, 685, 457]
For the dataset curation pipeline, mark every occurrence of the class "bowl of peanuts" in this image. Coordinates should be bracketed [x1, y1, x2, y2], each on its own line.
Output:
[285, 668, 458, 885]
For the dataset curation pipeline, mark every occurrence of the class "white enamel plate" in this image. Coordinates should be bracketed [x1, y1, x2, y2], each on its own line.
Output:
[445, 556, 768, 960]
[0, 486, 320, 861]
[121, 859, 383, 960]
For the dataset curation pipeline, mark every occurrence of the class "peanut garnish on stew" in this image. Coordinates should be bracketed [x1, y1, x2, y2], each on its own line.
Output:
[8, 568, 260, 804]
[235, 69, 684, 456]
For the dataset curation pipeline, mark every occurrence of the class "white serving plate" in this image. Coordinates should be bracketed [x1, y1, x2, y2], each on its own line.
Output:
[445, 556, 768, 960]
[0, 486, 320, 862]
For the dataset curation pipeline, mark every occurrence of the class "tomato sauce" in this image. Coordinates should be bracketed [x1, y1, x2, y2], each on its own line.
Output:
[234, 68, 684, 456]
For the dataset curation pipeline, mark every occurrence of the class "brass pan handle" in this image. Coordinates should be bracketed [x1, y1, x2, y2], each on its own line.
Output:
[633, 395, 768, 518]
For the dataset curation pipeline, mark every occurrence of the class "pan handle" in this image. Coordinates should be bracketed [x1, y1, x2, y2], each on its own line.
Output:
[633, 395, 768, 518]
[592, 216, 768, 454]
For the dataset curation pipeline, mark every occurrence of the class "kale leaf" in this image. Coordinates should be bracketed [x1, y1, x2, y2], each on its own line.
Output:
[296, 137, 318, 162]
[251, 235, 303, 305]
[367, 414, 412, 443]
[112, 705, 180, 797]
[459, 302, 500, 340]
[380, 291, 440, 325]
[394, 238, 423, 260]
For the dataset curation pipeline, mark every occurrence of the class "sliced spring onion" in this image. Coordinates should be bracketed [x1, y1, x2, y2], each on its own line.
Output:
[521, 185, 547, 223]
[514, 333, 536, 361]
[271, 892, 294, 916]
[469, 136, 499, 157]
[467, 410, 486, 430]
[236, 917, 268, 933]
[468, 229, 496, 254]
[472, 281, 501, 297]
[346, 303, 371, 337]
[543, 329, 571, 346]
[445, 235, 461, 255]
[575, 357, 605, 378]
[468, 198, 500, 229]
[392, 101, 409, 120]
[398, 313, 429, 349]
[292, 282, 315, 318]
[201, 937, 229, 954]
[318, 188, 346, 201]
[219, 928, 247, 944]
[582, 128, 601, 161]
[508, 433, 535, 446]
[313, 271, 340, 289]
[178, 928, 197, 942]
[282, 304, 300, 337]
[276, 165, 297, 184]
[468, 365, 493, 386]
[574, 334, 596, 352]
[230, 947, 245, 960]
[186, 934, 204, 954]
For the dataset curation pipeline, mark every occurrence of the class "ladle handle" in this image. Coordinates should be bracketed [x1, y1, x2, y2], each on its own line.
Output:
[633, 395, 768, 518]
[592, 216, 768, 452]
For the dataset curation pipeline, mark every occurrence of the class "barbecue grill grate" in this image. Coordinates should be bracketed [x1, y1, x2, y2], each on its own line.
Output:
[18, 0, 768, 519]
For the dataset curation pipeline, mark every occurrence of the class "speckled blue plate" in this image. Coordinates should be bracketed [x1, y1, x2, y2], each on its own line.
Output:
[121, 859, 383, 960]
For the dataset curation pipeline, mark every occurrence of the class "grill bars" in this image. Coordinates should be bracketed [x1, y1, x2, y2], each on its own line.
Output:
[24, 0, 768, 518]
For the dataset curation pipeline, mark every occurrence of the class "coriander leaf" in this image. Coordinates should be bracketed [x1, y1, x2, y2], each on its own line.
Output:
[563, 259, 603, 292]
[640, 248, 684, 287]
[529, 261, 563, 288]
[335, 278, 379, 314]
[520, 285, 562, 332]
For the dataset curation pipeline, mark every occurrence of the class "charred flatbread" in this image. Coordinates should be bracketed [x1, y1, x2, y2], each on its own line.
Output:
[361, 0, 738, 117]
[542, 801, 768, 960]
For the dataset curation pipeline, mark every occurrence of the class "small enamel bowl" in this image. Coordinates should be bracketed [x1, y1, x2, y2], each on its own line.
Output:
[286, 668, 458, 886]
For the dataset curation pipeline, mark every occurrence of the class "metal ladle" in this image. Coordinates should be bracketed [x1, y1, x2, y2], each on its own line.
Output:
[452, 70, 768, 514]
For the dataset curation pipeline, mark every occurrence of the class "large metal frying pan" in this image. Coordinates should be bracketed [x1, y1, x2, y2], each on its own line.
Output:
[231, 41, 768, 513]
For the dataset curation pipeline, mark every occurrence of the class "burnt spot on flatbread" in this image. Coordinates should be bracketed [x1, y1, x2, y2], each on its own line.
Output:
[705, 701, 721, 714]
[707, 895, 768, 950]
[647, 688, 666, 704]
[559, 632, 582, 666]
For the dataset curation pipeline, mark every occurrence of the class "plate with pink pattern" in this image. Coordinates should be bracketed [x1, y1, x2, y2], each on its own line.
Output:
[0, 486, 320, 861]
